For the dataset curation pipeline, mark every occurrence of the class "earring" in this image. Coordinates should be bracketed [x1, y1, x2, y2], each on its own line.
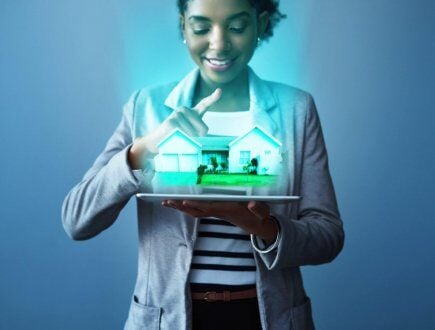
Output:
[183, 39, 186, 44]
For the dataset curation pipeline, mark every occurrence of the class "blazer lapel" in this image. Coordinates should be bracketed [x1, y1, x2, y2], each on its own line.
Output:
[248, 68, 279, 138]
[164, 69, 199, 110]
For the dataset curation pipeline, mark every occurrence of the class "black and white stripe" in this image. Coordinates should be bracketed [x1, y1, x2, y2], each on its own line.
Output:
[189, 217, 256, 286]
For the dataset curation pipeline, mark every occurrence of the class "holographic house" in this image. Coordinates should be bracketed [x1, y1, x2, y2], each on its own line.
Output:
[154, 126, 283, 175]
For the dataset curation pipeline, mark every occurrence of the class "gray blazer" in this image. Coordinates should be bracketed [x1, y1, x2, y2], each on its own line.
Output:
[62, 68, 344, 330]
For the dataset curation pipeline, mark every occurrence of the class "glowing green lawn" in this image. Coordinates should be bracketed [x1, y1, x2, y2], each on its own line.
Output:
[155, 172, 277, 187]
[201, 173, 276, 186]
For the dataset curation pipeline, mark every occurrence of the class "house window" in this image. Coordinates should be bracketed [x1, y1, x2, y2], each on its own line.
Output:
[203, 152, 218, 164]
[239, 151, 250, 165]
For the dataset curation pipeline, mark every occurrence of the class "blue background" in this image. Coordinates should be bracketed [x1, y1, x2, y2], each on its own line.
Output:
[1, 0, 434, 329]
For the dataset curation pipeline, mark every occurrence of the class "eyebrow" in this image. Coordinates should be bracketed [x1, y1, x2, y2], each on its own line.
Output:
[188, 11, 251, 22]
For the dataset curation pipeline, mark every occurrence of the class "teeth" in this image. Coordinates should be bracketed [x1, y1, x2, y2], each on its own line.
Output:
[208, 59, 231, 66]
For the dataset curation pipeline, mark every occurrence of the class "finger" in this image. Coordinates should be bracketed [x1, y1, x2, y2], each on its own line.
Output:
[162, 200, 183, 209]
[247, 201, 270, 220]
[168, 110, 198, 136]
[182, 200, 213, 212]
[181, 108, 209, 136]
[169, 200, 209, 217]
[182, 200, 240, 211]
[193, 88, 222, 116]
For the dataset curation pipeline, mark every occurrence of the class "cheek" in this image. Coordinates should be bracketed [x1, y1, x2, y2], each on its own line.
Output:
[233, 34, 257, 55]
[187, 41, 206, 58]
[237, 40, 257, 58]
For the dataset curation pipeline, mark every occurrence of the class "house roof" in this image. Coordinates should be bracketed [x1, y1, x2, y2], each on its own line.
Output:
[157, 128, 202, 149]
[229, 125, 282, 148]
[157, 126, 281, 151]
[196, 136, 235, 151]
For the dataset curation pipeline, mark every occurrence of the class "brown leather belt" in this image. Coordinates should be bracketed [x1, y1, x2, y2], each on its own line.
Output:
[191, 288, 257, 302]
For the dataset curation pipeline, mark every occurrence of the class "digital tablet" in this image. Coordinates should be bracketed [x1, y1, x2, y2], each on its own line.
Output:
[136, 193, 301, 203]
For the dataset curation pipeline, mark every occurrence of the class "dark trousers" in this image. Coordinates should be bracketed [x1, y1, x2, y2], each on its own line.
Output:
[192, 298, 262, 330]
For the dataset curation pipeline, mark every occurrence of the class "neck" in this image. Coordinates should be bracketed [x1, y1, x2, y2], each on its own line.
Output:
[195, 69, 250, 112]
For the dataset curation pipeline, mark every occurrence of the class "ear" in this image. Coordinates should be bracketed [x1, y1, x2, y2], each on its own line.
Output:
[179, 14, 186, 31]
[257, 11, 270, 38]
[179, 14, 187, 40]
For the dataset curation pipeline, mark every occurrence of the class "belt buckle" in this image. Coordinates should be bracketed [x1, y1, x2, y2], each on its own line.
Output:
[203, 291, 217, 302]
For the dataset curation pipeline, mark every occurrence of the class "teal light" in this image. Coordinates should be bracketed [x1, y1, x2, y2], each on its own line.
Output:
[118, 1, 310, 98]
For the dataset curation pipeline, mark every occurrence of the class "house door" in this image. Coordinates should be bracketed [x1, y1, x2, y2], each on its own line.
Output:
[159, 154, 179, 171]
[159, 153, 198, 172]
[179, 154, 198, 172]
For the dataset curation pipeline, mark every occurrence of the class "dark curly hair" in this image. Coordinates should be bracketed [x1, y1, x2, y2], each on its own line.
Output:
[177, 0, 286, 41]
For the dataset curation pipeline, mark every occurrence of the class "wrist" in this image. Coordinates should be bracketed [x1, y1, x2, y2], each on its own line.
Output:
[251, 216, 281, 254]
[258, 216, 279, 244]
[128, 144, 143, 170]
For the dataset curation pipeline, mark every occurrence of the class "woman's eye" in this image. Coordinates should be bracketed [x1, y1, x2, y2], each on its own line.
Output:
[191, 24, 210, 35]
[193, 29, 209, 35]
[229, 26, 246, 34]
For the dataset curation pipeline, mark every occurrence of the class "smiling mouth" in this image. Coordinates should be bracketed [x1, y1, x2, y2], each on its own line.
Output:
[204, 57, 235, 71]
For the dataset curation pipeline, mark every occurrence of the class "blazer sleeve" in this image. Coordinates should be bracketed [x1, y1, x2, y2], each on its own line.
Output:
[61, 92, 152, 240]
[256, 94, 344, 269]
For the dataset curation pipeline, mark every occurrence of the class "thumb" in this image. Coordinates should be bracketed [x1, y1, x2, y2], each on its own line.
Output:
[193, 88, 222, 117]
[247, 201, 270, 220]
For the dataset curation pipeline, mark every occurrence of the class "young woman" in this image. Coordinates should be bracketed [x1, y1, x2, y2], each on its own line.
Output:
[62, 0, 344, 329]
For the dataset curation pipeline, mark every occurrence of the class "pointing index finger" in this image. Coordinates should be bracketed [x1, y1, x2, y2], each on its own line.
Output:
[194, 88, 222, 117]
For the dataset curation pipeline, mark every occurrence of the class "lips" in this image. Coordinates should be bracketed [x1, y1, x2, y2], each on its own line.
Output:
[208, 58, 232, 66]
[204, 57, 235, 71]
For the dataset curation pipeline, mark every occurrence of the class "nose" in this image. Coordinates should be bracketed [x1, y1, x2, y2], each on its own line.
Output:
[209, 27, 231, 52]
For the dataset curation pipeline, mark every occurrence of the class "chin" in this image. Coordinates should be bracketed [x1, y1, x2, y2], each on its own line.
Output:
[201, 66, 245, 86]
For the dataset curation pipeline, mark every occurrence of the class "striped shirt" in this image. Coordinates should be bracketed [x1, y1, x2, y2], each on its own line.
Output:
[188, 217, 256, 286]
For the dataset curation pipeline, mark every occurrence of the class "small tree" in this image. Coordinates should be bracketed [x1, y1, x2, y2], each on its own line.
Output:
[220, 161, 228, 172]
[196, 165, 206, 184]
[242, 162, 250, 182]
[250, 158, 258, 175]
[210, 156, 218, 173]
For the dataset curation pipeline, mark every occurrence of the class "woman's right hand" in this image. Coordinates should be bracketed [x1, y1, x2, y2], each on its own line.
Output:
[128, 88, 222, 169]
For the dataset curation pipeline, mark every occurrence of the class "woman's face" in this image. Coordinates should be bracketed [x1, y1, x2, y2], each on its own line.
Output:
[181, 0, 268, 87]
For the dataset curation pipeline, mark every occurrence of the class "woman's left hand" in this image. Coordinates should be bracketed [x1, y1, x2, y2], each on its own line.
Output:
[162, 200, 278, 244]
